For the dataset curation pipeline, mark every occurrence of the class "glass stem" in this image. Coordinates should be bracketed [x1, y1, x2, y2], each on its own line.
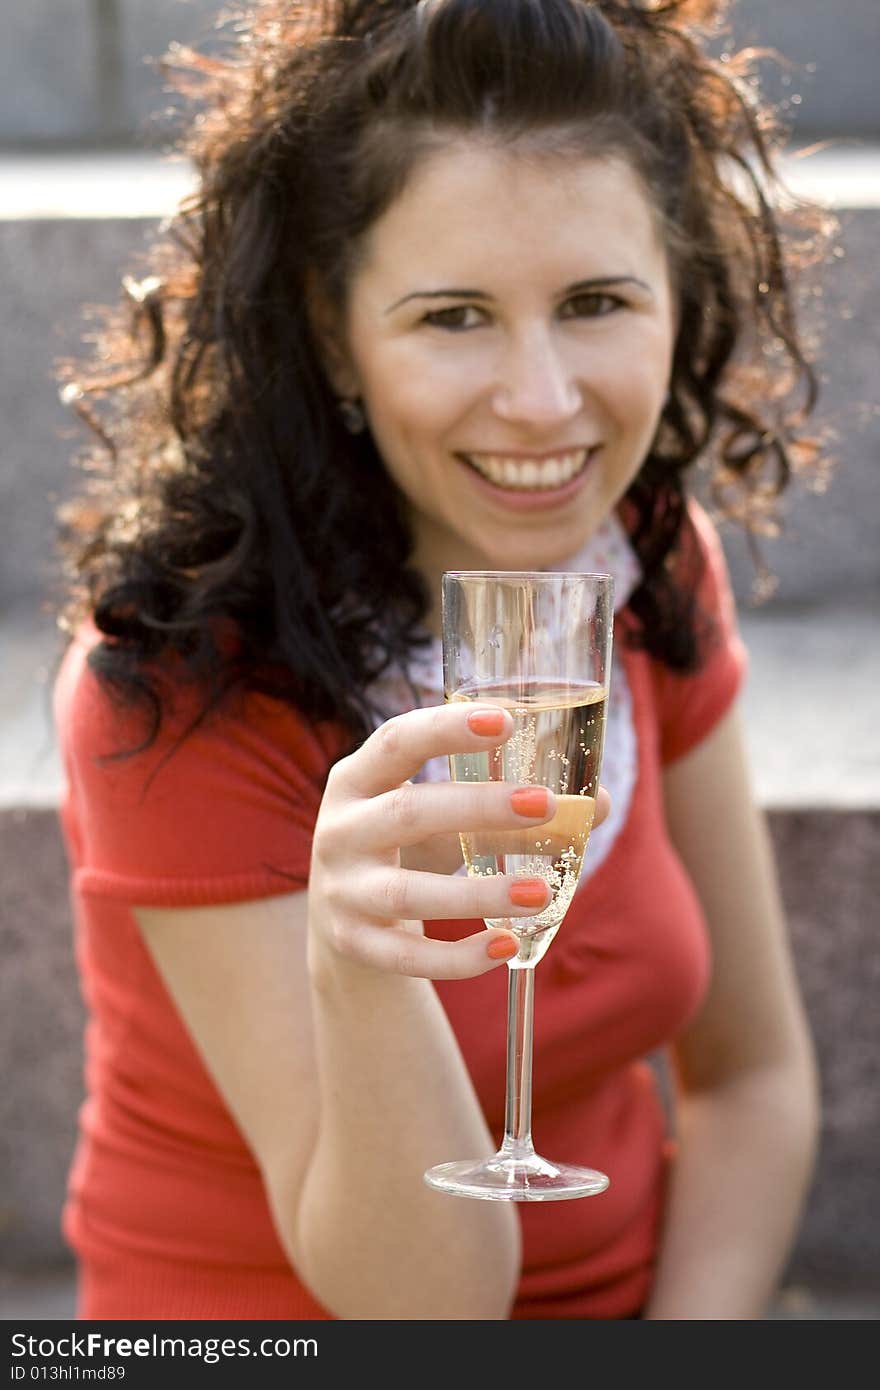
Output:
[500, 963, 536, 1160]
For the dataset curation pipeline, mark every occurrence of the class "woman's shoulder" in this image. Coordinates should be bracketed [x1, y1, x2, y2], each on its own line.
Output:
[53, 619, 354, 905]
[630, 499, 748, 766]
[54, 618, 350, 794]
[684, 497, 744, 661]
[685, 497, 733, 587]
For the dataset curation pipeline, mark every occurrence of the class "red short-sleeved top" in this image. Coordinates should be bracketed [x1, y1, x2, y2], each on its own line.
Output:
[54, 504, 746, 1320]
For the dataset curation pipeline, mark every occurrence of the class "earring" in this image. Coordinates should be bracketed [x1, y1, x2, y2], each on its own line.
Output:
[338, 397, 366, 435]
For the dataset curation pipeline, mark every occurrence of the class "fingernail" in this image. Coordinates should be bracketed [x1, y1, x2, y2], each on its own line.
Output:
[467, 709, 506, 736]
[510, 786, 550, 817]
[487, 934, 519, 961]
[509, 879, 548, 908]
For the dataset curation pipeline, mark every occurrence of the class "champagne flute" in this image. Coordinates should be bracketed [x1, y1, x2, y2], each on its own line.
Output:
[424, 571, 613, 1201]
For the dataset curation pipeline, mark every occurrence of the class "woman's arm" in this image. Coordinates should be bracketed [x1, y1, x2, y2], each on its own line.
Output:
[644, 703, 820, 1320]
[136, 888, 520, 1320]
[135, 706, 611, 1320]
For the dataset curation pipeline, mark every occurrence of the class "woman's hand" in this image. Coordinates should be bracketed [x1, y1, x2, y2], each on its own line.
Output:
[308, 704, 609, 982]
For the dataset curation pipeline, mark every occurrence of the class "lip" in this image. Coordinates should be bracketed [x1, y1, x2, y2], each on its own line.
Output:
[454, 446, 601, 512]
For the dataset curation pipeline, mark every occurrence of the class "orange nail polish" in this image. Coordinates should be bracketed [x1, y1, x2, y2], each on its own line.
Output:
[509, 879, 548, 908]
[487, 935, 519, 961]
[468, 709, 506, 736]
[510, 787, 550, 817]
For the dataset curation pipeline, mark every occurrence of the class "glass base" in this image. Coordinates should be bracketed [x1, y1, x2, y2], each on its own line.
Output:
[423, 1152, 610, 1202]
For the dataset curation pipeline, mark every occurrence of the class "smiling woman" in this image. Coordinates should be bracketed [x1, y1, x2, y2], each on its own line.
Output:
[314, 148, 675, 596]
[52, 0, 825, 1323]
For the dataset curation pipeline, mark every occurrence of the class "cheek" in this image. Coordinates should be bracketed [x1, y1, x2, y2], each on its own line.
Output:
[355, 379, 454, 508]
[366, 383, 446, 456]
[359, 354, 465, 455]
[598, 331, 671, 424]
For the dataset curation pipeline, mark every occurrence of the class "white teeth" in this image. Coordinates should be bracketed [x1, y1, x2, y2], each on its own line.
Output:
[464, 449, 590, 491]
[503, 460, 521, 485]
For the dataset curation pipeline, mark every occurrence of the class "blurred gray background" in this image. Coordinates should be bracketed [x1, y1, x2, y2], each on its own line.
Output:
[1, 1, 878, 146]
[1, 1, 878, 1321]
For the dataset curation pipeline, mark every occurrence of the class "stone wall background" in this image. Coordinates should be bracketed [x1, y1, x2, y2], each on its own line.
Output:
[1, 1, 878, 147]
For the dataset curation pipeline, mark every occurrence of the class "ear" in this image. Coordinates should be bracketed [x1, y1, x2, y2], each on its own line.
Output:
[304, 272, 360, 398]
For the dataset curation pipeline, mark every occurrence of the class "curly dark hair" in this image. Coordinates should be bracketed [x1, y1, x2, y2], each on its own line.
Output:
[57, 0, 828, 752]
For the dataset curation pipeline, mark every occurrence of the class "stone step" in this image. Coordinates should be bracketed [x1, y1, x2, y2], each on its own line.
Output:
[2, 801, 878, 1283]
[3, 0, 878, 147]
[2, 606, 879, 1282]
[3, 1266, 878, 1321]
[3, 143, 880, 220]
[3, 604, 877, 811]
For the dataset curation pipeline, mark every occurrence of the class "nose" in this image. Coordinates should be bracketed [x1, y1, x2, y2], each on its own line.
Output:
[491, 326, 583, 429]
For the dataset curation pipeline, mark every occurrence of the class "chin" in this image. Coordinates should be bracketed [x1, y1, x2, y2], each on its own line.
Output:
[492, 529, 600, 572]
[478, 548, 580, 574]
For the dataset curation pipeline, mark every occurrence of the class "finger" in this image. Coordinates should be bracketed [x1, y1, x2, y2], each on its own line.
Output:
[344, 865, 551, 924]
[332, 920, 521, 980]
[594, 785, 611, 828]
[336, 779, 557, 854]
[331, 704, 513, 799]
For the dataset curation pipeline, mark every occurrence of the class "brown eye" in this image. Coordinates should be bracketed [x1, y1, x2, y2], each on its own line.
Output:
[422, 305, 485, 331]
[561, 292, 622, 319]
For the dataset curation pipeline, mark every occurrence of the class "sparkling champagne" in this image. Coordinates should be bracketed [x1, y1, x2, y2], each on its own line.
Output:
[449, 680, 606, 965]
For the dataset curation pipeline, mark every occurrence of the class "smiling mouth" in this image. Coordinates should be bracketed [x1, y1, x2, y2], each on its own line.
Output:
[457, 448, 596, 491]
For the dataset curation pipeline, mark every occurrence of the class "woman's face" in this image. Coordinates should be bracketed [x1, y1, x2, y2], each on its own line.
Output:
[325, 140, 676, 594]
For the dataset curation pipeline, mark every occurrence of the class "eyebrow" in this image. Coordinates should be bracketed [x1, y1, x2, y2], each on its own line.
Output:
[384, 275, 653, 314]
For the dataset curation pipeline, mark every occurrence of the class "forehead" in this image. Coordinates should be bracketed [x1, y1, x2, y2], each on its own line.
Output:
[354, 139, 669, 285]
